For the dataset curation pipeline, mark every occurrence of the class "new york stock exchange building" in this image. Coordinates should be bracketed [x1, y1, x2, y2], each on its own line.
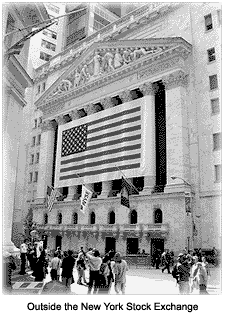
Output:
[30, 3, 221, 258]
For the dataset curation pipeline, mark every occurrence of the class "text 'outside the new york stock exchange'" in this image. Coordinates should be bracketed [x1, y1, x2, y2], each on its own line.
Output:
[27, 302, 199, 312]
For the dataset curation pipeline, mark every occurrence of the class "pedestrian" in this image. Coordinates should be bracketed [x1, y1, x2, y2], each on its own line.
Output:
[162, 250, 171, 274]
[98, 255, 111, 294]
[27, 242, 35, 271]
[34, 246, 48, 281]
[112, 252, 128, 294]
[177, 254, 191, 294]
[190, 256, 199, 293]
[192, 261, 209, 294]
[50, 252, 62, 281]
[61, 250, 76, 289]
[85, 248, 102, 294]
[172, 255, 181, 286]
[55, 246, 62, 259]
[170, 250, 175, 268]
[154, 249, 161, 269]
[76, 249, 87, 285]
[19, 239, 28, 275]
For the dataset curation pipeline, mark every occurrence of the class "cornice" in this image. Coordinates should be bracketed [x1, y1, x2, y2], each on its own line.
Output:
[36, 39, 191, 113]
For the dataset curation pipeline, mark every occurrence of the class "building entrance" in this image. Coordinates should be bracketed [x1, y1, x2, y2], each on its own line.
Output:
[127, 237, 139, 255]
[150, 238, 164, 257]
[105, 237, 116, 253]
[55, 235, 62, 249]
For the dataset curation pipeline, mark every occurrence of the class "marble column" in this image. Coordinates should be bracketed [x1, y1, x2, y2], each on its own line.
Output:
[65, 186, 78, 201]
[99, 97, 115, 198]
[139, 82, 156, 194]
[162, 70, 190, 193]
[99, 180, 112, 198]
[36, 120, 57, 204]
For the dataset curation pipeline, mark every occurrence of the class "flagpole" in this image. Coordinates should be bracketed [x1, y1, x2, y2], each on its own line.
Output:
[115, 166, 140, 194]
[74, 173, 97, 196]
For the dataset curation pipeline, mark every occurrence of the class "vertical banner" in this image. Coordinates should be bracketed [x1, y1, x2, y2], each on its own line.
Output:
[80, 185, 92, 214]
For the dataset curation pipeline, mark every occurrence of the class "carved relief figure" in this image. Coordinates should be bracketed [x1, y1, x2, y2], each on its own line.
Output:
[92, 51, 102, 76]
[102, 51, 115, 72]
[74, 69, 80, 87]
[114, 48, 123, 68]
[122, 48, 132, 64]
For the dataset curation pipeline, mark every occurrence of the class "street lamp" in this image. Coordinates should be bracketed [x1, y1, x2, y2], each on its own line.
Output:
[171, 176, 191, 187]
[171, 176, 193, 252]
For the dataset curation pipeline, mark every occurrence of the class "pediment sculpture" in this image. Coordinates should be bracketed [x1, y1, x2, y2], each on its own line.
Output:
[50, 46, 164, 97]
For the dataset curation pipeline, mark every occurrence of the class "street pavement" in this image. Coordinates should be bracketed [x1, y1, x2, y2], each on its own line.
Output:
[11, 266, 221, 295]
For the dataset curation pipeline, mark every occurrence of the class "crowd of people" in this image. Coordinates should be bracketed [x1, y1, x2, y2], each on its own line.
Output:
[15, 239, 214, 295]
[18, 239, 128, 295]
[170, 248, 211, 295]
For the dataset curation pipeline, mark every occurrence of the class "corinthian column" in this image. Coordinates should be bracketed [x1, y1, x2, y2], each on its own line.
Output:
[162, 70, 190, 193]
[101, 97, 114, 110]
[119, 90, 133, 103]
[36, 120, 57, 204]
[139, 82, 156, 194]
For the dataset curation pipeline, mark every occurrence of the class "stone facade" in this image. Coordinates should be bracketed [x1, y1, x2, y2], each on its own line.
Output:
[18, 3, 221, 256]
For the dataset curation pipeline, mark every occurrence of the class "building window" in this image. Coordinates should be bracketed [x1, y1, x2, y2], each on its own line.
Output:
[217, 9, 222, 26]
[37, 134, 41, 146]
[90, 211, 96, 225]
[214, 164, 221, 182]
[207, 47, 216, 63]
[211, 98, 220, 114]
[36, 85, 41, 95]
[43, 29, 57, 40]
[129, 209, 137, 224]
[58, 213, 62, 224]
[5, 14, 15, 47]
[40, 51, 52, 62]
[209, 75, 218, 90]
[32, 136, 36, 147]
[27, 190, 31, 202]
[42, 82, 46, 92]
[154, 209, 163, 224]
[204, 13, 213, 31]
[29, 172, 33, 183]
[108, 210, 115, 224]
[72, 212, 78, 224]
[30, 154, 34, 165]
[41, 39, 56, 52]
[34, 119, 37, 128]
[36, 152, 40, 164]
[34, 171, 38, 183]
[44, 213, 48, 225]
[39, 117, 43, 126]
[213, 133, 221, 150]
[32, 190, 37, 202]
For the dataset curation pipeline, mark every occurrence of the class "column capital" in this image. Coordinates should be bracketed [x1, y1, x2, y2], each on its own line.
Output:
[162, 70, 188, 90]
[69, 109, 81, 120]
[101, 97, 114, 110]
[119, 90, 133, 103]
[85, 104, 96, 115]
[139, 82, 154, 96]
[40, 120, 56, 132]
[55, 115, 68, 126]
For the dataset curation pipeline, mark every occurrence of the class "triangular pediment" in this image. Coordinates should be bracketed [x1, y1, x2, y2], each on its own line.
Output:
[35, 37, 191, 108]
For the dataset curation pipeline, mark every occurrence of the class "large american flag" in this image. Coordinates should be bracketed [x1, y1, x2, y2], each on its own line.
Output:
[55, 98, 155, 187]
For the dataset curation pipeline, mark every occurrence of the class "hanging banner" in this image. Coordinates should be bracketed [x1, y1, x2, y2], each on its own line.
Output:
[80, 185, 93, 214]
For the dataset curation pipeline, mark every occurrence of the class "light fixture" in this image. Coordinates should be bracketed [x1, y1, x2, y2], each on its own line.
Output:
[171, 176, 191, 186]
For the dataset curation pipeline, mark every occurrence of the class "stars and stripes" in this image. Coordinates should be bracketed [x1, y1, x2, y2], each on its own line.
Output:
[55, 97, 155, 188]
